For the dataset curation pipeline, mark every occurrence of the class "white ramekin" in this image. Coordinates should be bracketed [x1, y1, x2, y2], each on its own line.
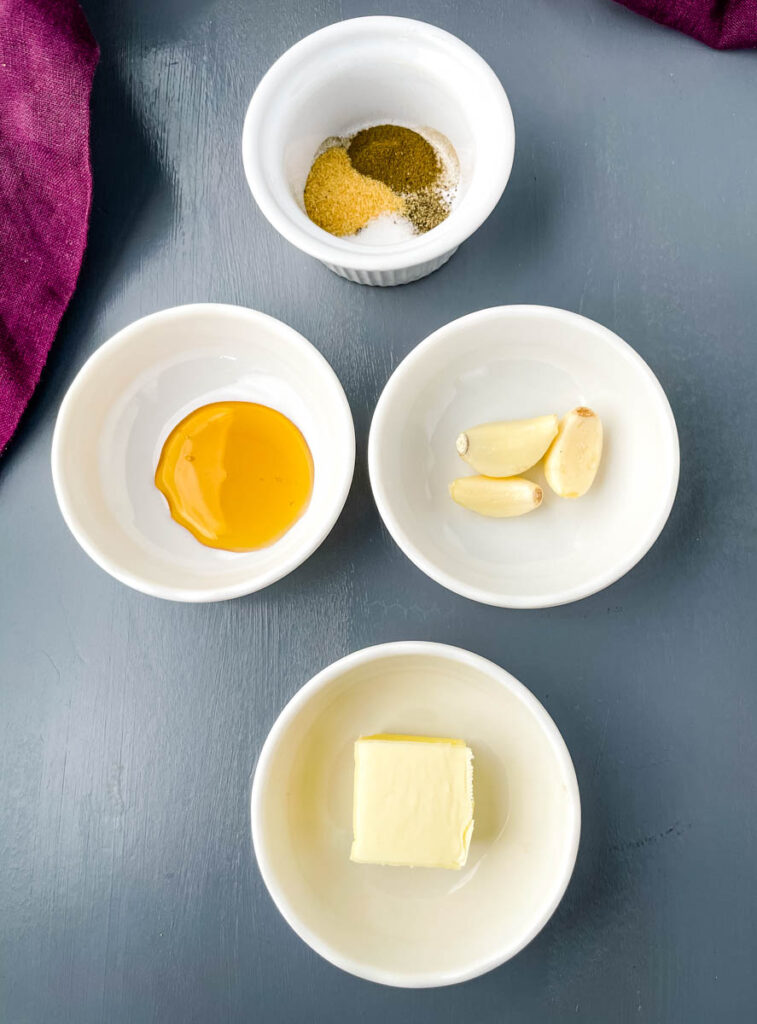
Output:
[242, 17, 515, 286]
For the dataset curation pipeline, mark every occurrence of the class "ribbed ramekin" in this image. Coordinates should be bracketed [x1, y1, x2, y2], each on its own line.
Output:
[242, 17, 515, 287]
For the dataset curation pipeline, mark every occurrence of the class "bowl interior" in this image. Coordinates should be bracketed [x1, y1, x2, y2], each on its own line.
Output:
[53, 306, 354, 599]
[369, 308, 679, 607]
[253, 647, 579, 986]
[246, 18, 513, 255]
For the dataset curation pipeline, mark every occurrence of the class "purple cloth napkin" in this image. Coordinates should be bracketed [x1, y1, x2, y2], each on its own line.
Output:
[615, 0, 757, 48]
[0, 0, 98, 456]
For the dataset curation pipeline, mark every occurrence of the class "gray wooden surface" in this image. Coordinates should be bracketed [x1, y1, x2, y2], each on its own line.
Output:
[2, 1, 756, 1020]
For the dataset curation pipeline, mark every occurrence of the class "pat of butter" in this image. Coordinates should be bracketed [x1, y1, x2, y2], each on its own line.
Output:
[350, 734, 474, 870]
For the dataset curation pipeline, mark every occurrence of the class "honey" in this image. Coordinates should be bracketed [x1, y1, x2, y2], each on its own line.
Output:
[155, 401, 313, 551]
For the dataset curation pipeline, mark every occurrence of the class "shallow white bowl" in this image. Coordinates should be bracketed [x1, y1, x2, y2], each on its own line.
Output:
[369, 306, 679, 608]
[242, 17, 514, 286]
[251, 642, 580, 987]
[52, 304, 355, 602]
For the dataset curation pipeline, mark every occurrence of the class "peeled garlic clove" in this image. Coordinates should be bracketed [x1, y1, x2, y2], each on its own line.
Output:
[449, 476, 543, 518]
[456, 414, 558, 477]
[544, 407, 603, 498]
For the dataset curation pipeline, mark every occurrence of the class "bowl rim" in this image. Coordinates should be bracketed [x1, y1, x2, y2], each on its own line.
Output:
[242, 15, 515, 273]
[368, 305, 680, 609]
[51, 302, 356, 603]
[250, 640, 582, 988]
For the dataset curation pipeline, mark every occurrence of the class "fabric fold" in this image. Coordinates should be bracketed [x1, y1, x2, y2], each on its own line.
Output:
[0, 0, 99, 455]
[614, 0, 757, 49]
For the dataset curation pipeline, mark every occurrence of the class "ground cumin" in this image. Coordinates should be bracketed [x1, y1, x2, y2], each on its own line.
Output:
[347, 124, 441, 194]
[304, 147, 404, 237]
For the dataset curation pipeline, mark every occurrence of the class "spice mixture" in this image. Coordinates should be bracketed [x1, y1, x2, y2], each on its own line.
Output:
[303, 123, 458, 240]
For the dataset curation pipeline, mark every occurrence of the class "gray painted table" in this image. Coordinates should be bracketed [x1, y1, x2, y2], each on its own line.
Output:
[2, 1, 756, 1020]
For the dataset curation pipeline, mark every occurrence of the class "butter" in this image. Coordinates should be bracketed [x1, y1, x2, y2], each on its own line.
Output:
[350, 734, 474, 870]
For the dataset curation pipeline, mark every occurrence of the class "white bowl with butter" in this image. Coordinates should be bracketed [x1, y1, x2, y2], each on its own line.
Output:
[369, 306, 680, 608]
[242, 17, 514, 286]
[251, 642, 580, 987]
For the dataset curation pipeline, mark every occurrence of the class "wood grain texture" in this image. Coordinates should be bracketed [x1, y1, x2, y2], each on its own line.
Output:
[1, 0, 756, 1020]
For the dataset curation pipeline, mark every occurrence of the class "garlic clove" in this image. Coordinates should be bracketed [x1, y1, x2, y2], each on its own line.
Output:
[449, 476, 543, 518]
[543, 407, 603, 498]
[456, 415, 558, 477]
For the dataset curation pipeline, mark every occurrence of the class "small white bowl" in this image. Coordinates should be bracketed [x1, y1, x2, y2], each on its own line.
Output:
[242, 17, 515, 286]
[51, 304, 355, 602]
[251, 641, 580, 987]
[369, 306, 679, 608]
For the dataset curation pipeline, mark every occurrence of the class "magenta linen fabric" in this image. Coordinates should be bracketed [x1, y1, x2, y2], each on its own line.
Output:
[614, 0, 757, 48]
[0, 0, 98, 456]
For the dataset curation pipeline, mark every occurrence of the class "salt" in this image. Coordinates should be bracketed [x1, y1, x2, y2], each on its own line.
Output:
[350, 212, 416, 246]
